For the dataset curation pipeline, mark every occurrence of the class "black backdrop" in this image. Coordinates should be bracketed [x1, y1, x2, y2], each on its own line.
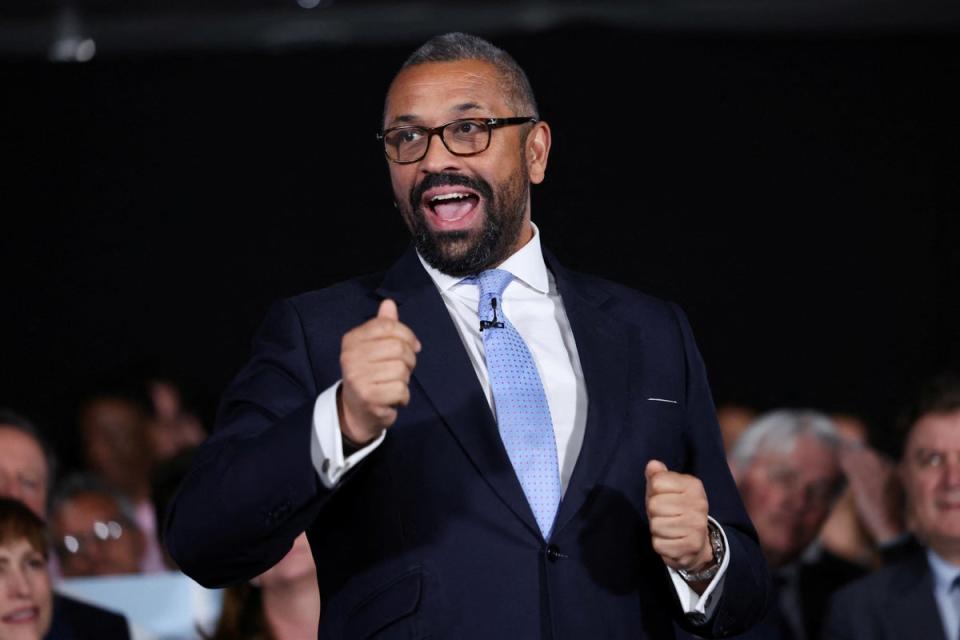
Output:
[2, 24, 958, 467]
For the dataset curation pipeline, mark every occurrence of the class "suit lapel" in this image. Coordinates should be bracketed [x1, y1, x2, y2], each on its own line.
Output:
[376, 247, 541, 538]
[885, 553, 945, 640]
[545, 252, 631, 537]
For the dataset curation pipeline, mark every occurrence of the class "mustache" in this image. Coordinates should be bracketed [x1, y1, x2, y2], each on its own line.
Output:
[410, 172, 494, 210]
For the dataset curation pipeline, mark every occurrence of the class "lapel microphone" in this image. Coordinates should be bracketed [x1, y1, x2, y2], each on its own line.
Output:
[479, 297, 505, 332]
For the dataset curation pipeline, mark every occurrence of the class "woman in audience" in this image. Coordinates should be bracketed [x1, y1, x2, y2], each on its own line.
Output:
[0, 497, 53, 640]
[208, 533, 319, 640]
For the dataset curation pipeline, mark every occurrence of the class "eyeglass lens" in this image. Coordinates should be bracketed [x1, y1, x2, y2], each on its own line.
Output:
[384, 120, 489, 163]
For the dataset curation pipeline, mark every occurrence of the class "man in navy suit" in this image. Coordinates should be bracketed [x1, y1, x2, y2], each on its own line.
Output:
[823, 374, 960, 640]
[165, 33, 769, 638]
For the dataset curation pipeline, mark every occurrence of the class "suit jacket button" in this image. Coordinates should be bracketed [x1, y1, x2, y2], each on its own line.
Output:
[545, 545, 561, 562]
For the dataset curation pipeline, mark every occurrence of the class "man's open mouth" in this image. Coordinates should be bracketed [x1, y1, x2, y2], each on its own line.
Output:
[425, 189, 480, 223]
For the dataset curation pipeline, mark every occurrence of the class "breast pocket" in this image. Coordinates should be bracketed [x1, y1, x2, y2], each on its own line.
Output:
[630, 396, 688, 473]
[345, 568, 422, 639]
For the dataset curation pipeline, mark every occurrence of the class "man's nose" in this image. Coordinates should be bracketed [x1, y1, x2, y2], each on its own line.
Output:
[418, 131, 462, 174]
[0, 476, 23, 502]
[944, 459, 960, 487]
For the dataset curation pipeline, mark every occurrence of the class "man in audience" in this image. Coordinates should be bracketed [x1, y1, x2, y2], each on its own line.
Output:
[729, 409, 860, 640]
[78, 388, 164, 572]
[49, 475, 146, 578]
[823, 373, 960, 640]
[0, 409, 131, 638]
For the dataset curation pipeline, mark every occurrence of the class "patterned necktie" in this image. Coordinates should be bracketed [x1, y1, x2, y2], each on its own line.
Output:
[470, 268, 562, 539]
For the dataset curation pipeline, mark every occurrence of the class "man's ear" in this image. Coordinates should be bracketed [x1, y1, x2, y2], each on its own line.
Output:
[525, 121, 551, 185]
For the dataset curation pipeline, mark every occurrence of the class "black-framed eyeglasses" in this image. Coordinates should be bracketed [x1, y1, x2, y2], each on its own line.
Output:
[377, 116, 538, 164]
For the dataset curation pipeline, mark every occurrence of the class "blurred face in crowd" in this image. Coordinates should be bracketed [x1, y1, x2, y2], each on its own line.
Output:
[737, 434, 841, 567]
[383, 59, 550, 276]
[0, 538, 52, 640]
[0, 429, 48, 519]
[145, 382, 205, 462]
[79, 398, 153, 497]
[901, 409, 960, 561]
[50, 492, 144, 577]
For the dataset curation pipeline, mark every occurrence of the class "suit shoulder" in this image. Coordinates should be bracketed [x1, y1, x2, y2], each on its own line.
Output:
[53, 594, 131, 640]
[830, 555, 924, 610]
[561, 268, 683, 328]
[285, 271, 385, 313]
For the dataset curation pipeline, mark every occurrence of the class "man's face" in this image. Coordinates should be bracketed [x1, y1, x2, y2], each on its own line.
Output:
[737, 435, 841, 567]
[900, 409, 960, 558]
[0, 427, 48, 519]
[50, 492, 144, 577]
[383, 59, 550, 276]
[80, 399, 152, 495]
[0, 539, 53, 640]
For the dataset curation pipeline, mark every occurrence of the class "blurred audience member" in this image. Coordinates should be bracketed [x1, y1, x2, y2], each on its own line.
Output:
[0, 413, 131, 639]
[0, 412, 54, 520]
[729, 409, 859, 640]
[77, 389, 164, 572]
[824, 373, 960, 640]
[716, 402, 758, 454]
[208, 533, 319, 640]
[0, 497, 52, 640]
[146, 379, 205, 464]
[820, 413, 905, 568]
[49, 476, 144, 579]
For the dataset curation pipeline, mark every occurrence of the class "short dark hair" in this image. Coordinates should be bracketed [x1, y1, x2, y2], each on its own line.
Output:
[897, 372, 960, 456]
[49, 473, 139, 529]
[0, 408, 58, 489]
[394, 32, 539, 120]
[0, 496, 48, 557]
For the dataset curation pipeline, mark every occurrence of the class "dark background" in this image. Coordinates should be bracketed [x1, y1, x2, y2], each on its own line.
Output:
[2, 12, 958, 466]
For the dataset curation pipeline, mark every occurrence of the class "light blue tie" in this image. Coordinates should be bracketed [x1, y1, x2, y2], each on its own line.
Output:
[471, 268, 562, 539]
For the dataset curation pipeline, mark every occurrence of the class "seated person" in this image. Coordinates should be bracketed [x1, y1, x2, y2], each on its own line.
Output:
[0, 496, 52, 640]
[728, 409, 859, 640]
[49, 476, 144, 579]
[209, 533, 319, 640]
[824, 373, 960, 640]
[0, 410, 130, 639]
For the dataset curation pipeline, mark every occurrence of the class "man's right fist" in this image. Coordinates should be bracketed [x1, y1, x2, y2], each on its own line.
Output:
[338, 298, 421, 446]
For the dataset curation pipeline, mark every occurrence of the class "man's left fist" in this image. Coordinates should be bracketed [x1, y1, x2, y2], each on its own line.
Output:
[644, 459, 712, 573]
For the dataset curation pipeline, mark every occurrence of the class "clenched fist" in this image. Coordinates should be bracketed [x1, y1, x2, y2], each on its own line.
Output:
[645, 460, 713, 576]
[338, 299, 421, 446]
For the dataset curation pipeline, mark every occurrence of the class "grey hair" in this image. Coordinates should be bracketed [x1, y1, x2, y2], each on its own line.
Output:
[729, 409, 842, 473]
[391, 32, 540, 120]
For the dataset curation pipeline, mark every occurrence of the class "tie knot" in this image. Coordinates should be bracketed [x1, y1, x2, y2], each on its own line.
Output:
[952, 574, 960, 591]
[473, 268, 514, 300]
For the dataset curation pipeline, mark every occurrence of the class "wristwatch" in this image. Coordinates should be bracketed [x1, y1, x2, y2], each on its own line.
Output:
[677, 520, 725, 583]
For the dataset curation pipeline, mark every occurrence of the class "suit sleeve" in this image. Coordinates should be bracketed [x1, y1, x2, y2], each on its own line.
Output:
[668, 302, 773, 637]
[164, 298, 334, 587]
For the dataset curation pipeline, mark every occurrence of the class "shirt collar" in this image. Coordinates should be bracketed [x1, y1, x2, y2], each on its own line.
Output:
[927, 547, 960, 593]
[416, 222, 550, 295]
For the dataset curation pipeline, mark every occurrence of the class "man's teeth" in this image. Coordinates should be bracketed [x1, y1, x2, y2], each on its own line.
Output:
[430, 192, 472, 203]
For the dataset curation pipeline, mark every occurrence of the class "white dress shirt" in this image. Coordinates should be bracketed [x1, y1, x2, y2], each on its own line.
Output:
[927, 548, 960, 640]
[307, 224, 727, 619]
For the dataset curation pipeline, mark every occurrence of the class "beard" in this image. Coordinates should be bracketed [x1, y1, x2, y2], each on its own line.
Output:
[399, 165, 529, 278]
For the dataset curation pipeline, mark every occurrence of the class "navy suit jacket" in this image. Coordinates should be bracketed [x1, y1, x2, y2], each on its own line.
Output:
[46, 594, 131, 640]
[822, 550, 945, 640]
[166, 246, 770, 639]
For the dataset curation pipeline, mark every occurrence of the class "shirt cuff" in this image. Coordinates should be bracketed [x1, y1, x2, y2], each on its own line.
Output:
[667, 515, 730, 624]
[310, 381, 386, 489]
